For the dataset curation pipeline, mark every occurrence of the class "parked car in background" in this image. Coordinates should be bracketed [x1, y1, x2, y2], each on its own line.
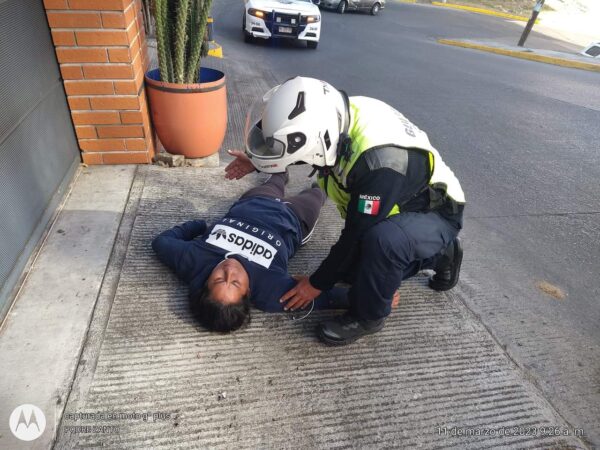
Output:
[243, 0, 322, 49]
[580, 42, 600, 58]
[320, 0, 384, 15]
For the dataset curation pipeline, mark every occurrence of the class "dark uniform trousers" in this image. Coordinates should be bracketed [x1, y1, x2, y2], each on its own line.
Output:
[345, 211, 461, 321]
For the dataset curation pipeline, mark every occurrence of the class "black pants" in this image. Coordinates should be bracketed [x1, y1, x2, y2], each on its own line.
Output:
[240, 173, 326, 243]
[344, 211, 462, 321]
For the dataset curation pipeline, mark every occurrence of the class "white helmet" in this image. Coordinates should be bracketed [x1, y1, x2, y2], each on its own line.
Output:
[244, 76, 349, 173]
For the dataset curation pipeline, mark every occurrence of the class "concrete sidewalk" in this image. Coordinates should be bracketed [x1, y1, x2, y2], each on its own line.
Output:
[0, 165, 137, 450]
[55, 163, 584, 449]
[438, 39, 600, 73]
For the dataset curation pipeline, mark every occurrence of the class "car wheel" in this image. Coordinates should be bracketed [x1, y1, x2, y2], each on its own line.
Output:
[370, 2, 380, 15]
[307, 41, 318, 49]
[337, 0, 347, 14]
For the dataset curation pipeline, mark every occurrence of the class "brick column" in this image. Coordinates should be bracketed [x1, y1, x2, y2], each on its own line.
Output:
[44, 0, 154, 165]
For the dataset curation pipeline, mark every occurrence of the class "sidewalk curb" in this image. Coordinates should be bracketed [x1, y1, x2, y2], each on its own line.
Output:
[54, 166, 146, 449]
[431, 2, 531, 22]
[208, 41, 223, 58]
[438, 39, 600, 73]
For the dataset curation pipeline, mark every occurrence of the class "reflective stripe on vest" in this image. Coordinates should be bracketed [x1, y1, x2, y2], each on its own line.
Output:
[318, 96, 465, 218]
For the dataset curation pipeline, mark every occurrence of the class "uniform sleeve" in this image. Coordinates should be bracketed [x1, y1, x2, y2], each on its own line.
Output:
[309, 168, 418, 290]
[152, 220, 207, 281]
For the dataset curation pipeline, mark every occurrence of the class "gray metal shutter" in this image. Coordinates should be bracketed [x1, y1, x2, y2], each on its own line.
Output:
[0, 0, 80, 319]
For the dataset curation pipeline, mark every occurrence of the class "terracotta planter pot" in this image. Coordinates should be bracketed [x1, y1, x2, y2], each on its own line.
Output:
[145, 67, 227, 158]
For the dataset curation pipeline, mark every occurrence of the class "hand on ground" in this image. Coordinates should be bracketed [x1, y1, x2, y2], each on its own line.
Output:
[225, 149, 255, 180]
[280, 275, 322, 311]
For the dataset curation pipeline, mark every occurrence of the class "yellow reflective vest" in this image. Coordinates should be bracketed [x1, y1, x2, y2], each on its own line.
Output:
[317, 96, 465, 218]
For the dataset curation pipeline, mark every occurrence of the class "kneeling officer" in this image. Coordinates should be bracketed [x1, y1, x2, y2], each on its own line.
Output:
[226, 76, 466, 346]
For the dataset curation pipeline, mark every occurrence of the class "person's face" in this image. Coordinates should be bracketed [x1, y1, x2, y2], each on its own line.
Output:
[206, 258, 250, 305]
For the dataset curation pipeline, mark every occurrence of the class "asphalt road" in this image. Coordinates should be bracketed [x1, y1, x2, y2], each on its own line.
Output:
[213, 2, 600, 445]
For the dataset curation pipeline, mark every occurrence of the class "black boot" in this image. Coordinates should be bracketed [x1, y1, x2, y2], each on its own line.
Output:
[317, 313, 385, 346]
[429, 237, 463, 291]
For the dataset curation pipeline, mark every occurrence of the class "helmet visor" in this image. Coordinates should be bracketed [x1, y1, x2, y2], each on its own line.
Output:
[245, 91, 286, 159]
[246, 124, 286, 158]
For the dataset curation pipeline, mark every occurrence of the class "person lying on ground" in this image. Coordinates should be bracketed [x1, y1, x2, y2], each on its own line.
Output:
[152, 173, 349, 333]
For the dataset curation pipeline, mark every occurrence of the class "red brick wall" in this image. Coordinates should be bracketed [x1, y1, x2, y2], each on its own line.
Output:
[44, 0, 154, 164]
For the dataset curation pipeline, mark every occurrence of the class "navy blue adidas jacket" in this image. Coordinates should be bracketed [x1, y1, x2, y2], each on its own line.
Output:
[152, 196, 343, 312]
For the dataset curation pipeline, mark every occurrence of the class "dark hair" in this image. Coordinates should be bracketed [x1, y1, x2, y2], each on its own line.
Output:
[189, 284, 250, 333]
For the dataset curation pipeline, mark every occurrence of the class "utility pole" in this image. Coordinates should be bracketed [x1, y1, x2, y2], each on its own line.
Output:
[518, 0, 545, 47]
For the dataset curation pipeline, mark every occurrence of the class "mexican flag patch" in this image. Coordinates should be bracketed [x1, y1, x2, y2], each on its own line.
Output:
[358, 195, 381, 215]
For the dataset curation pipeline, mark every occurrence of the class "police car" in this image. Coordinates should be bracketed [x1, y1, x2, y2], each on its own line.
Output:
[243, 0, 321, 49]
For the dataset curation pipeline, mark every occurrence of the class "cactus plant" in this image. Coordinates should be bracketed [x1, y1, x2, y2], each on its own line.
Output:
[153, 0, 213, 84]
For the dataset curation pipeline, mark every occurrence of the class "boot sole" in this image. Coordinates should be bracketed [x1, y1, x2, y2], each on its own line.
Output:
[317, 321, 385, 346]
[429, 238, 463, 292]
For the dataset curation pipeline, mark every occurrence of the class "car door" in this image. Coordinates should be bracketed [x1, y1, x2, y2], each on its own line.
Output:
[355, 0, 369, 10]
